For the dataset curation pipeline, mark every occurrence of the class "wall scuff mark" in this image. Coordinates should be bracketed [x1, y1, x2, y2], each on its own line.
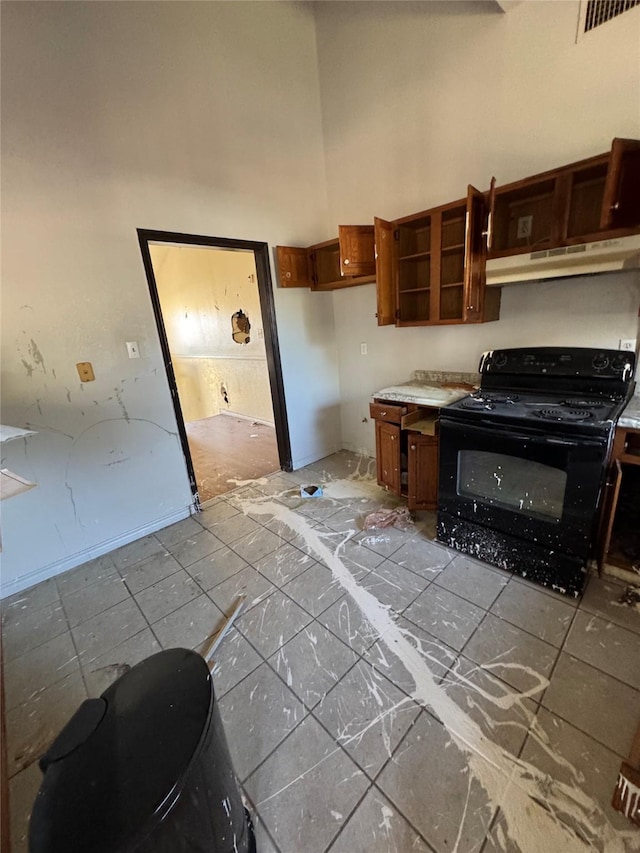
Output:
[28, 339, 47, 373]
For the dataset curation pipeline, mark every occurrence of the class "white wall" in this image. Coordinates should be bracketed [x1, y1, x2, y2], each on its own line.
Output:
[150, 244, 275, 424]
[314, 0, 640, 454]
[0, 1, 338, 595]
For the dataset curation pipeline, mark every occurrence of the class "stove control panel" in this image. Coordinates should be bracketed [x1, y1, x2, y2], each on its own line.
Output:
[480, 347, 636, 379]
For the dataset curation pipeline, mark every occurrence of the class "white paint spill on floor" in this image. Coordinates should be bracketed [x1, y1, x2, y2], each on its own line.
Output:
[235, 468, 640, 853]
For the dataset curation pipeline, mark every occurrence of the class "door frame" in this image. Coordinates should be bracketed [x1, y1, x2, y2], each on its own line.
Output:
[137, 228, 292, 506]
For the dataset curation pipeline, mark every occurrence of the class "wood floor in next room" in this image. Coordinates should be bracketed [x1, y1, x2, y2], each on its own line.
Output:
[185, 413, 280, 502]
[3, 451, 640, 853]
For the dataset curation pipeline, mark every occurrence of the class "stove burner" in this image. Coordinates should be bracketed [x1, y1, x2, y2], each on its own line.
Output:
[535, 408, 593, 422]
[461, 398, 495, 410]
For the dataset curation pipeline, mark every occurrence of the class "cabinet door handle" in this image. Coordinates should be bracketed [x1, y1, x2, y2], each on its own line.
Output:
[380, 411, 387, 416]
[391, 435, 396, 440]
[611, 202, 620, 210]
[410, 444, 416, 450]
[343, 258, 350, 265]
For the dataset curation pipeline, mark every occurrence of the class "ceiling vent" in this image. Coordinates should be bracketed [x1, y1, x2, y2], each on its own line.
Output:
[580, 0, 639, 33]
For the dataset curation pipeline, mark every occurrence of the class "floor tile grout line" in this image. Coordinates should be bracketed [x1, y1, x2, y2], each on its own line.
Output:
[533, 597, 637, 759]
[240, 789, 284, 853]
[234, 655, 368, 791]
[365, 709, 445, 852]
[1, 604, 71, 666]
[320, 781, 377, 853]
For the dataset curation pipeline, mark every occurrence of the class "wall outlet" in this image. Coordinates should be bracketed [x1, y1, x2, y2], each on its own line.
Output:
[619, 339, 636, 351]
[360, 342, 368, 355]
[126, 341, 140, 359]
[517, 215, 533, 240]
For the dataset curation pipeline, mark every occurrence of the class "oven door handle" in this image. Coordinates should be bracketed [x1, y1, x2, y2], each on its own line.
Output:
[450, 418, 606, 449]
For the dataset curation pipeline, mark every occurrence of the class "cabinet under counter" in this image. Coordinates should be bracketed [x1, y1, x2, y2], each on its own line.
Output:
[369, 398, 440, 510]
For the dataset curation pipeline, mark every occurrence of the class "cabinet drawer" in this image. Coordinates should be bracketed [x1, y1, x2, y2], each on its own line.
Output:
[370, 402, 407, 423]
[401, 408, 439, 435]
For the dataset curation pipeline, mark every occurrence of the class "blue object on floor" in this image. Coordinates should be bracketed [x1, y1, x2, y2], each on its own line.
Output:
[29, 648, 256, 853]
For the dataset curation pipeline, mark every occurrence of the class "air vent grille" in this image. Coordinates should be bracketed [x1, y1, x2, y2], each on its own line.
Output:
[584, 0, 639, 32]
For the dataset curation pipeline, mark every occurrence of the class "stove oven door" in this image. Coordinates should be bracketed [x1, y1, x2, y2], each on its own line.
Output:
[438, 418, 608, 558]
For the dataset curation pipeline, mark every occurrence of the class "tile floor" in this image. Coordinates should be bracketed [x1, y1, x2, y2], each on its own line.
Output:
[3, 452, 640, 853]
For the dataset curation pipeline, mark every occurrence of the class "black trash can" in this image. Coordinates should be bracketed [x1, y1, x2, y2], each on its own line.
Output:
[29, 648, 256, 853]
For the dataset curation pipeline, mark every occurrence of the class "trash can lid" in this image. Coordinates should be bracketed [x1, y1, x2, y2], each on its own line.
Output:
[29, 648, 213, 853]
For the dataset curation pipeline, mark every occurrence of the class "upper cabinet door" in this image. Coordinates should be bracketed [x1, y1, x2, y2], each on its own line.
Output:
[276, 246, 312, 288]
[463, 185, 487, 323]
[600, 138, 640, 231]
[338, 225, 376, 277]
[485, 176, 496, 252]
[374, 217, 395, 326]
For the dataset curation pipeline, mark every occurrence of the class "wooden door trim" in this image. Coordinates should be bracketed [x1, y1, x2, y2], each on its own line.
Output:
[137, 229, 293, 508]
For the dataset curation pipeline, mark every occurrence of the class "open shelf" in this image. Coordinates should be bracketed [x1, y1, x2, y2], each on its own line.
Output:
[399, 251, 431, 262]
[398, 257, 430, 292]
[492, 179, 555, 253]
[313, 242, 341, 285]
[397, 216, 431, 258]
[439, 285, 464, 321]
[398, 289, 430, 322]
[567, 163, 608, 238]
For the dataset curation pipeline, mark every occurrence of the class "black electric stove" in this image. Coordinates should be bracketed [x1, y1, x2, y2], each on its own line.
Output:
[437, 347, 636, 597]
[444, 347, 634, 436]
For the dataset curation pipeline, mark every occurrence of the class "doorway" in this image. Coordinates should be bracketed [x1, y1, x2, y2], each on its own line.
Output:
[138, 230, 291, 505]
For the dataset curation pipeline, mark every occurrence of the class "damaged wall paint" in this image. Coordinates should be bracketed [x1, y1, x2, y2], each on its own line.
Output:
[172, 358, 275, 424]
[1, 1, 339, 595]
[150, 244, 276, 425]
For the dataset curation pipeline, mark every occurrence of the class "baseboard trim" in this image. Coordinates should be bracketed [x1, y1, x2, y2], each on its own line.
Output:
[217, 410, 275, 428]
[291, 444, 341, 470]
[0, 505, 194, 598]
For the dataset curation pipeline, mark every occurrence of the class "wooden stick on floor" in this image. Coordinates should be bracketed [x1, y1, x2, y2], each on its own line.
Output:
[202, 595, 247, 667]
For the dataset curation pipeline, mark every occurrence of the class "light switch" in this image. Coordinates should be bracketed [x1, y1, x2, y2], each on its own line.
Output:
[77, 362, 95, 382]
[126, 341, 140, 359]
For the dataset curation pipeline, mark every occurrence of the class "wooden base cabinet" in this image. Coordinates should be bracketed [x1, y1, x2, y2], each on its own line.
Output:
[370, 401, 439, 511]
[407, 433, 438, 510]
[597, 425, 640, 573]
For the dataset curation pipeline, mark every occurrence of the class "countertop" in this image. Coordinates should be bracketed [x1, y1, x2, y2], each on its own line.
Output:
[619, 393, 640, 430]
[372, 370, 478, 409]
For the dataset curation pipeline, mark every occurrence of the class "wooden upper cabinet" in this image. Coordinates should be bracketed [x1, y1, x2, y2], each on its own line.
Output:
[600, 138, 640, 231]
[463, 185, 488, 323]
[339, 225, 375, 277]
[376, 186, 499, 328]
[276, 246, 312, 288]
[275, 226, 376, 291]
[374, 217, 395, 326]
[488, 138, 640, 259]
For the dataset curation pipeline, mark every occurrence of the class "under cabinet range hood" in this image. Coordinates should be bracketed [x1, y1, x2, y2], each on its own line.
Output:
[485, 233, 640, 286]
